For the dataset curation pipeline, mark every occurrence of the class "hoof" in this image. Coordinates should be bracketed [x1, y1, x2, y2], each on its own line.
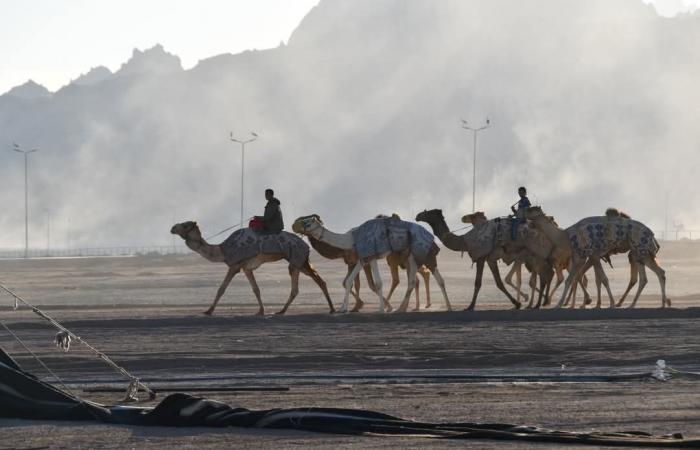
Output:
[256, 309, 265, 316]
[274, 310, 285, 315]
[411, 307, 420, 312]
[329, 309, 336, 314]
[203, 310, 213, 316]
[425, 303, 432, 309]
[666, 298, 672, 307]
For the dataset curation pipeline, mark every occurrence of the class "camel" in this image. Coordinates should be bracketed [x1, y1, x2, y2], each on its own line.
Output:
[292, 215, 449, 313]
[416, 209, 554, 310]
[380, 214, 446, 311]
[525, 207, 670, 308]
[171, 221, 334, 316]
[306, 236, 437, 312]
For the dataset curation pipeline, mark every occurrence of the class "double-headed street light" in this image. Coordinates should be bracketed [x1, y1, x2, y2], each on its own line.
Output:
[460, 118, 491, 212]
[12, 143, 38, 258]
[229, 132, 258, 229]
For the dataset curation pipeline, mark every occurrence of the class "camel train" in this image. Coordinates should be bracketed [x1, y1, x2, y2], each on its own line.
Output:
[171, 207, 668, 316]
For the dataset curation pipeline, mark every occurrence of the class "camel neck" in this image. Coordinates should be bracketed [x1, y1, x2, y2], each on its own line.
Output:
[532, 217, 569, 248]
[307, 235, 345, 259]
[307, 225, 354, 250]
[185, 235, 225, 263]
[425, 217, 469, 252]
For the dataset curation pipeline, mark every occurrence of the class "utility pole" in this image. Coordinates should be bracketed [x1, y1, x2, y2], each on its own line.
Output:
[12, 143, 38, 258]
[229, 132, 258, 228]
[461, 118, 491, 212]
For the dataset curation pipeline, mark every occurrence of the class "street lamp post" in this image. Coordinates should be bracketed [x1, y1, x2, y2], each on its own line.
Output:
[229, 132, 258, 228]
[460, 118, 491, 212]
[12, 143, 38, 258]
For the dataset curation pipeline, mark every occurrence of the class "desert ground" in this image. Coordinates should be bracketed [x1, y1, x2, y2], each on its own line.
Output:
[1, 240, 699, 449]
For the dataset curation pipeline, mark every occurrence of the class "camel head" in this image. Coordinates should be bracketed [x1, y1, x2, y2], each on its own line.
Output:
[461, 211, 487, 225]
[415, 209, 444, 225]
[292, 214, 323, 235]
[524, 206, 546, 221]
[170, 221, 202, 241]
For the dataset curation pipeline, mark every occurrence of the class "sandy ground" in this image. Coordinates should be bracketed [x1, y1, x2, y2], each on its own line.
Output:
[0, 241, 699, 449]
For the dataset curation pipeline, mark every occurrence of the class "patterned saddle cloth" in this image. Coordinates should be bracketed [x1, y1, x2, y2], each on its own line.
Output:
[352, 218, 438, 267]
[219, 228, 310, 269]
[567, 217, 658, 260]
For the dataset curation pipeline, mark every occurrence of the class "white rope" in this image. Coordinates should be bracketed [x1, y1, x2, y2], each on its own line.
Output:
[0, 281, 155, 402]
[204, 219, 254, 241]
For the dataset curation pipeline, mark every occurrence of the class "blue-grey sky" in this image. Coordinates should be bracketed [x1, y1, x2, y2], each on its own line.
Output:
[0, 0, 697, 94]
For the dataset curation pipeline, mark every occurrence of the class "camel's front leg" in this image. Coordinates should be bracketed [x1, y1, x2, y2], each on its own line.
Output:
[466, 259, 485, 311]
[557, 258, 585, 308]
[204, 266, 239, 315]
[397, 256, 418, 313]
[276, 267, 301, 315]
[488, 259, 521, 309]
[243, 269, 265, 316]
[299, 262, 335, 314]
[592, 259, 616, 308]
[350, 267, 364, 312]
[341, 262, 365, 313]
[431, 267, 451, 311]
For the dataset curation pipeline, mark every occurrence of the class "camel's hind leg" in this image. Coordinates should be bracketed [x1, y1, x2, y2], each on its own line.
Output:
[421, 268, 432, 308]
[341, 262, 365, 313]
[641, 256, 670, 308]
[349, 269, 364, 312]
[397, 256, 418, 312]
[205, 266, 240, 316]
[592, 259, 616, 308]
[294, 261, 335, 314]
[243, 269, 265, 316]
[616, 253, 638, 307]
[370, 259, 387, 313]
[384, 256, 401, 308]
[627, 263, 648, 309]
[431, 267, 451, 311]
[413, 275, 421, 311]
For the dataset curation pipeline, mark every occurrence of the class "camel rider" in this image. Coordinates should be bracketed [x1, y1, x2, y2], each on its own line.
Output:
[254, 188, 284, 234]
[510, 186, 531, 240]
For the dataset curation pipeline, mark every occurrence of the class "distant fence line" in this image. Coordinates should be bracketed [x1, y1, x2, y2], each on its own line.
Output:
[0, 245, 190, 259]
[0, 231, 696, 259]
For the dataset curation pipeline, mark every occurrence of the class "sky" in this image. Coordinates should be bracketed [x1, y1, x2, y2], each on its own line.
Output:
[0, 0, 698, 95]
[0, 0, 320, 94]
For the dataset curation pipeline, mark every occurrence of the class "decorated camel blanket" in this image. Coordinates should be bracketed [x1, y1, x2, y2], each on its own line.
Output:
[567, 217, 659, 260]
[352, 218, 438, 267]
[219, 228, 310, 269]
[462, 220, 499, 261]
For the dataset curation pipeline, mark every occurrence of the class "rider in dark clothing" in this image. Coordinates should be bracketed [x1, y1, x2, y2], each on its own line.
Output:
[510, 186, 531, 240]
[256, 188, 284, 234]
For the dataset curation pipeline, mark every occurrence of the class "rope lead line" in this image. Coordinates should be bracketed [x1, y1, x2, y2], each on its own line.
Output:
[0, 281, 156, 402]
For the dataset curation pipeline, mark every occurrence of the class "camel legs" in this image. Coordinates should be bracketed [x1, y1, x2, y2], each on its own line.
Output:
[616, 253, 639, 307]
[421, 269, 432, 308]
[349, 265, 364, 312]
[466, 259, 485, 311]
[280, 261, 335, 315]
[557, 258, 585, 308]
[241, 269, 265, 316]
[488, 259, 521, 309]
[397, 256, 419, 312]
[628, 256, 669, 308]
[204, 266, 240, 315]
[505, 261, 529, 304]
[413, 276, 421, 311]
[385, 258, 401, 306]
[340, 262, 365, 313]
[431, 267, 452, 311]
[370, 259, 387, 313]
